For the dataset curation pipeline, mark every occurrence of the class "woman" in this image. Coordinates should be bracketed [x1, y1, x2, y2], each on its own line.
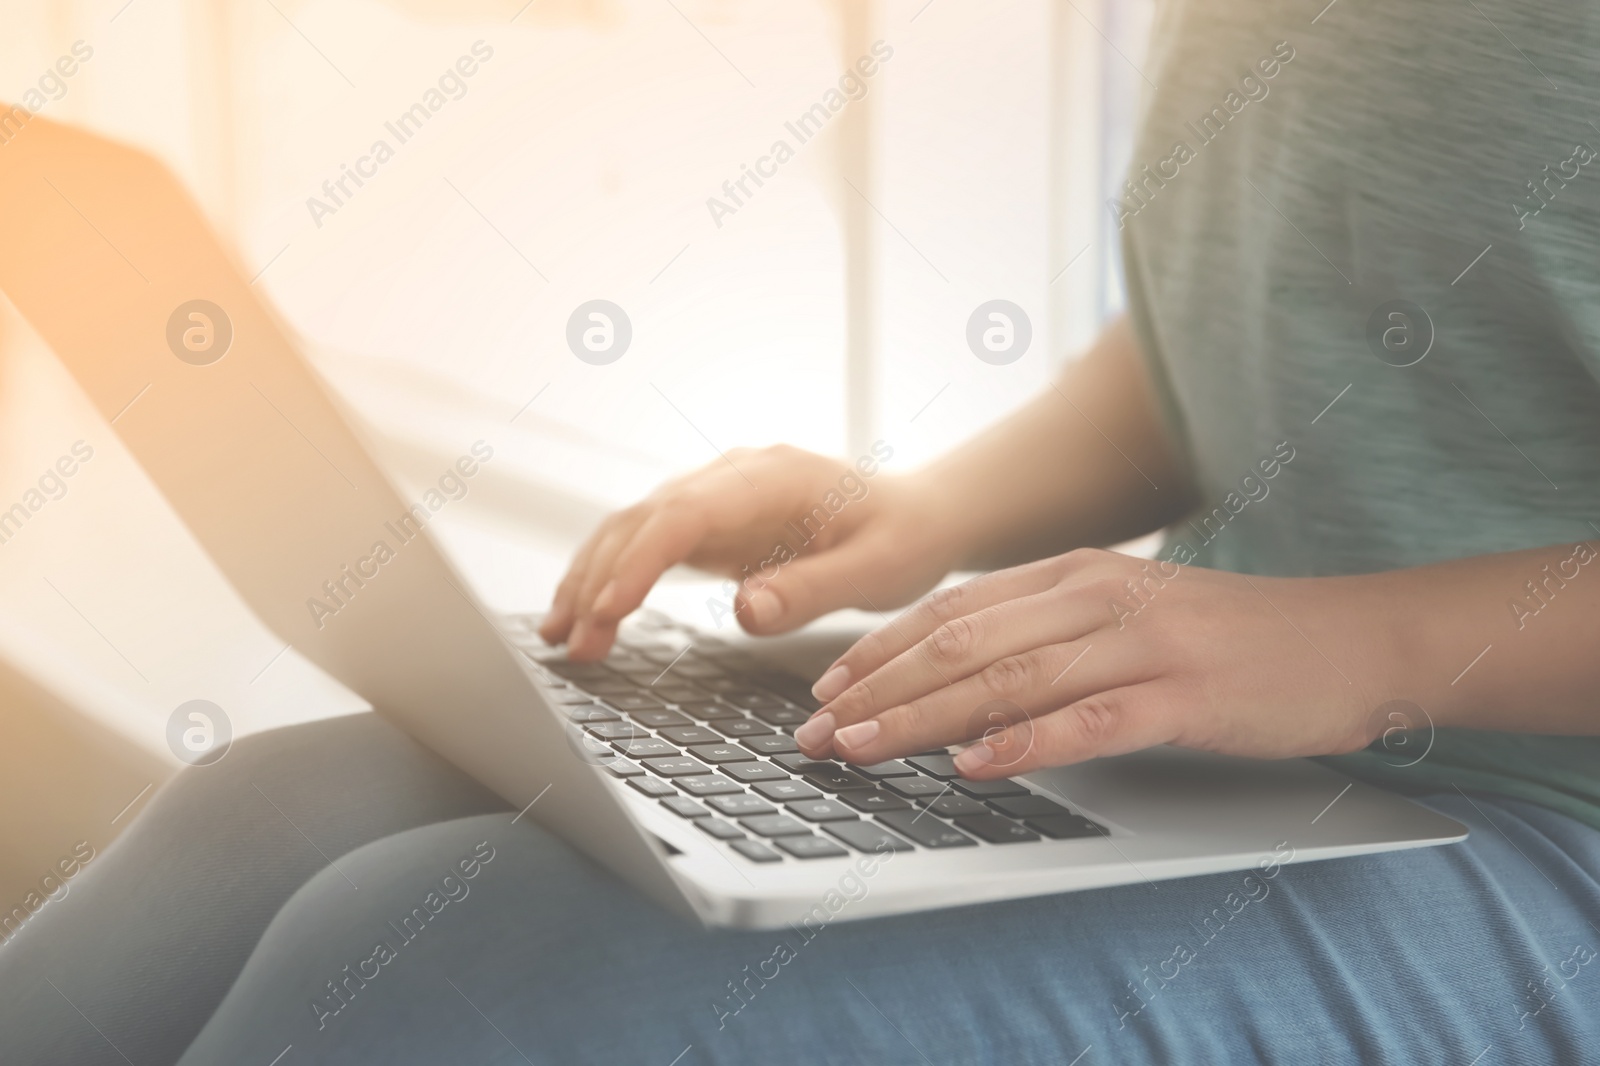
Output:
[8, 1, 1599, 1063]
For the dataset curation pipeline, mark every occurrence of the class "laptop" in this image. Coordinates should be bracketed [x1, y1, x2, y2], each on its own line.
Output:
[0, 118, 1466, 928]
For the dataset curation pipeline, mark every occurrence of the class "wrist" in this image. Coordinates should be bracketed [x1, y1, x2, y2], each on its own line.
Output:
[893, 466, 980, 573]
[1344, 566, 1482, 734]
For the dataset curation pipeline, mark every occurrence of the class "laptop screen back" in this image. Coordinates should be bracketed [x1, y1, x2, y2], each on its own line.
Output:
[0, 117, 685, 915]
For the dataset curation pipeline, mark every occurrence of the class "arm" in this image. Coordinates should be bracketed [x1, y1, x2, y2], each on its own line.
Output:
[918, 314, 1197, 572]
[541, 315, 1194, 659]
[1381, 546, 1600, 736]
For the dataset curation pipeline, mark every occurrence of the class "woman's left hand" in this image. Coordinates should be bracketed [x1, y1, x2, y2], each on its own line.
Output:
[793, 548, 1403, 777]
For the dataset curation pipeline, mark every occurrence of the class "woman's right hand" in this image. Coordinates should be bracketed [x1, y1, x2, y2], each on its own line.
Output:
[538, 444, 961, 660]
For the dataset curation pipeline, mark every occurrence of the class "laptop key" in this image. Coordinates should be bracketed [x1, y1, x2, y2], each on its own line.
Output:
[951, 778, 1030, 799]
[698, 676, 745, 693]
[729, 839, 783, 863]
[711, 718, 775, 738]
[989, 795, 1072, 819]
[642, 757, 711, 777]
[720, 688, 780, 704]
[675, 775, 744, 797]
[585, 721, 650, 740]
[695, 818, 746, 841]
[628, 776, 678, 798]
[752, 779, 822, 802]
[773, 755, 836, 774]
[660, 726, 723, 746]
[740, 814, 812, 837]
[677, 700, 742, 721]
[824, 820, 915, 854]
[838, 789, 911, 813]
[661, 796, 711, 818]
[917, 795, 989, 818]
[573, 733, 614, 760]
[688, 743, 756, 764]
[671, 661, 728, 680]
[853, 760, 916, 779]
[706, 794, 776, 817]
[748, 670, 822, 709]
[787, 799, 859, 822]
[608, 694, 668, 711]
[1025, 814, 1107, 840]
[611, 668, 666, 685]
[622, 641, 677, 658]
[651, 683, 706, 704]
[545, 661, 614, 681]
[905, 754, 959, 779]
[563, 705, 620, 723]
[720, 762, 790, 784]
[802, 767, 873, 792]
[750, 705, 809, 727]
[876, 810, 977, 848]
[725, 692, 789, 710]
[774, 835, 850, 860]
[786, 692, 823, 713]
[614, 738, 679, 759]
[953, 815, 1041, 844]
[600, 758, 645, 778]
[884, 775, 948, 799]
[586, 680, 643, 696]
[602, 654, 657, 673]
[741, 734, 799, 755]
[628, 709, 693, 729]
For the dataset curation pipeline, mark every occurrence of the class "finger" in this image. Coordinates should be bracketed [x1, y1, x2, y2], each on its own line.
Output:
[953, 681, 1180, 778]
[811, 559, 1064, 702]
[590, 457, 771, 624]
[812, 587, 1106, 738]
[587, 504, 717, 629]
[567, 518, 649, 659]
[539, 521, 612, 644]
[734, 527, 906, 636]
[816, 639, 1138, 764]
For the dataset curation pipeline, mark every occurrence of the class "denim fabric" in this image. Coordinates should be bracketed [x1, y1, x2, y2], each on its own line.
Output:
[174, 795, 1600, 1066]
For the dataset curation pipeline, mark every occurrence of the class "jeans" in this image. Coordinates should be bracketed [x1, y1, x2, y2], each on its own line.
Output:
[5, 714, 1598, 1065]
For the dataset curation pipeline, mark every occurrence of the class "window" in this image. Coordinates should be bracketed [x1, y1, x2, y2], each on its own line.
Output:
[2, 0, 1158, 521]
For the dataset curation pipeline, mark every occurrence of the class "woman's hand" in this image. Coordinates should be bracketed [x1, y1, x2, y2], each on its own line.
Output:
[794, 548, 1404, 776]
[540, 445, 960, 660]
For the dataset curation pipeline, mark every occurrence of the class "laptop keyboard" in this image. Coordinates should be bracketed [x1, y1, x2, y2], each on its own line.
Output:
[504, 611, 1108, 864]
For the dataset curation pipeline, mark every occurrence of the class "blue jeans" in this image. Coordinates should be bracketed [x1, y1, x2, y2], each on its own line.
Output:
[177, 801, 1600, 1064]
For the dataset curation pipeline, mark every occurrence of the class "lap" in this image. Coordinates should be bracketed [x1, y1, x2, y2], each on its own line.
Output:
[178, 794, 1600, 1066]
[0, 713, 506, 1066]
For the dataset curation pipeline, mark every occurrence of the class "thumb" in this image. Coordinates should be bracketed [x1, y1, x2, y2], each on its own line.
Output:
[735, 533, 911, 635]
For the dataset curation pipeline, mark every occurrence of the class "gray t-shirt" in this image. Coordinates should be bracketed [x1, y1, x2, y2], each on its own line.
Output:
[1121, 0, 1600, 827]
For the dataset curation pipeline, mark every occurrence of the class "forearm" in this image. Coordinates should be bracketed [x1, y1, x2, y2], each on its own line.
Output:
[1380, 543, 1600, 735]
[912, 315, 1198, 571]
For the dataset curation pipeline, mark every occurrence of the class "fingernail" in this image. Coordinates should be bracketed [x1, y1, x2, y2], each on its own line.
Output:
[833, 719, 880, 751]
[794, 711, 836, 749]
[812, 664, 850, 702]
[955, 744, 996, 774]
[742, 588, 781, 627]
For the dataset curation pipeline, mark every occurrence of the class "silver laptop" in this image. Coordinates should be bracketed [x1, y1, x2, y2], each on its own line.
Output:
[0, 119, 1466, 929]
